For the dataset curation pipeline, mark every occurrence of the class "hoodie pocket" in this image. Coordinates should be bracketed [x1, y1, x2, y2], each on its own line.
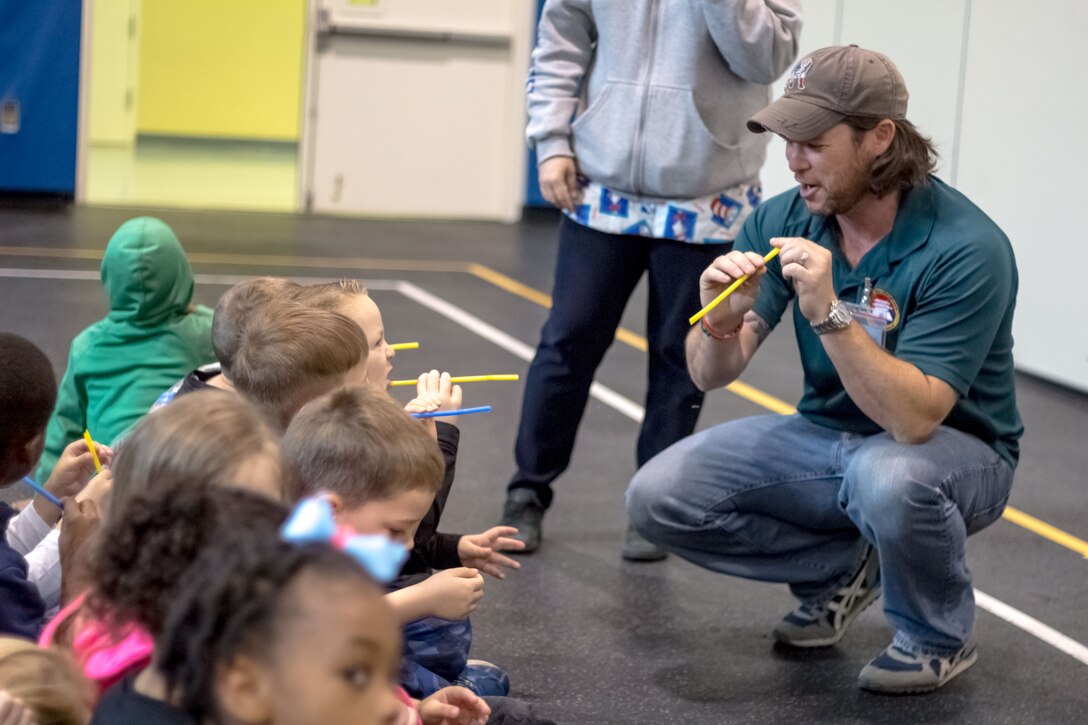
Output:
[570, 82, 642, 192]
[639, 87, 746, 198]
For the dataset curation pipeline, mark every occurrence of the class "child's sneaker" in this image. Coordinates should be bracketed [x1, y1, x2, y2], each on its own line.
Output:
[773, 547, 880, 648]
[858, 639, 978, 694]
[453, 659, 510, 697]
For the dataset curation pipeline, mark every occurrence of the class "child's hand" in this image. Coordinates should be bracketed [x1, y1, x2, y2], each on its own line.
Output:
[0, 692, 35, 725]
[417, 567, 484, 620]
[457, 527, 525, 580]
[403, 396, 439, 440]
[35, 438, 112, 525]
[418, 686, 491, 725]
[46, 438, 112, 498]
[416, 371, 464, 414]
[58, 498, 101, 606]
[76, 469, 113, 509]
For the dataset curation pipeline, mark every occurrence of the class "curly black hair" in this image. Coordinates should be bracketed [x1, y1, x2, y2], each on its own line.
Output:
[157, 531, 376, 722]
[91, 482, 288, 637]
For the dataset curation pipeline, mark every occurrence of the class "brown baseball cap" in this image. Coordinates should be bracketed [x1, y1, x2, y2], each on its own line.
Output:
[747, 45, 908, 141]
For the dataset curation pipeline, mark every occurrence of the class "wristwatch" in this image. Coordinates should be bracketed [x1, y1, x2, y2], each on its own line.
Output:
[811, 299, 853, 335]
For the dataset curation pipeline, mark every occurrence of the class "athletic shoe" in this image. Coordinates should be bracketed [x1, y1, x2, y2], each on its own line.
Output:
[858, 639, 977, 694]
[773, 547, 880, 648]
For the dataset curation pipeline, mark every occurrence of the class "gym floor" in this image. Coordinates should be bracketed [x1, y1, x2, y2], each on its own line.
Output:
[1, 205, 1085, 724]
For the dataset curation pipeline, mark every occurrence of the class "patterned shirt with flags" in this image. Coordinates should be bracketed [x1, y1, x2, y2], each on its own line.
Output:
[564, 179, 762, 244]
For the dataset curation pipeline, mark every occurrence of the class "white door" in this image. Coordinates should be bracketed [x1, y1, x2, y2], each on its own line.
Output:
[88, 0, 140, 147]
[300, 0, 533, 222]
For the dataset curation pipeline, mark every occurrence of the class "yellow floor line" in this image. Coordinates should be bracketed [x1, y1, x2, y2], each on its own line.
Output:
[1003, 506, 1088, 559]
[4, 244, 1084, 558]
[0, 245, 471, 274]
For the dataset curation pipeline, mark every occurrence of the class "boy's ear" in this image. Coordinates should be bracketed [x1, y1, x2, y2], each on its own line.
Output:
[215, 655, 274, 725]
[324, 492, 345, 515]
[0, 431, 45, 485]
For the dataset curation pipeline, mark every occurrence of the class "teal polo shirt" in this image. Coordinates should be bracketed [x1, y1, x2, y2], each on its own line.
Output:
[735, 176, 1023, 467]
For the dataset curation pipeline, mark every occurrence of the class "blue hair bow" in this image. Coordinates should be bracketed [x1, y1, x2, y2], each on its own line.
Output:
[281, 496, 408, 583]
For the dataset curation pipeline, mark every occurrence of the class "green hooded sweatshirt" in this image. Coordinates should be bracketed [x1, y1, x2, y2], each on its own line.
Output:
[34, 217, 215, 481]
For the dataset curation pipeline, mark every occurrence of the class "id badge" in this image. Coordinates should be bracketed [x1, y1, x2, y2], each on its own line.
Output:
[845, 302, 887, 348]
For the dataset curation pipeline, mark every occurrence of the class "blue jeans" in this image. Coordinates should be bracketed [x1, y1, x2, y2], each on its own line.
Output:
[626, 414, 1014, 655]
[509, 217, 731, 508]
[399, 616, 472, 698]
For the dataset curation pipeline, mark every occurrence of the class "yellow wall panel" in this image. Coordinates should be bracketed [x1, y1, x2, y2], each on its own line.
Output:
[137, 0, 305, 141]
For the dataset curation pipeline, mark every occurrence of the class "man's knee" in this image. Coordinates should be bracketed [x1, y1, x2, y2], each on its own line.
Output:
[626, 457, 687, 543]
[842, 441, 945, 539]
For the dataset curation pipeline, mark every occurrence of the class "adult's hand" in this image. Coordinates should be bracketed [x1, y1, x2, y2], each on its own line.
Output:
[698, 250, 772, 330]
[538, 156, 580, 212]
[773, 237, 835, 322]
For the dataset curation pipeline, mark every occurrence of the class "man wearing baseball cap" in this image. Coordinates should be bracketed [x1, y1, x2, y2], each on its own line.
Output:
[627, 45, 1021, 694]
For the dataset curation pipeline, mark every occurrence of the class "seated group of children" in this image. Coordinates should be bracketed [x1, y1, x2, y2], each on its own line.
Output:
[0, 218, 554, 725]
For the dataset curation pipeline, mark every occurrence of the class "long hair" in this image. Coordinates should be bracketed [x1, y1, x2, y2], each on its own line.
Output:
[846, 116, 938, 197]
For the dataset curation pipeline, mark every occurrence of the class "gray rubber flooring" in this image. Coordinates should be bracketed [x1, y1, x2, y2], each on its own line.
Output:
[1, 205, 1086, 723]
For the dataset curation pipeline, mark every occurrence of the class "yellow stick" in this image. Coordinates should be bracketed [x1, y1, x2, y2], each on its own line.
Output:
[688, 247, 781, 326]
[389, 374, 520, 387]
[390, 342, 420, 351]
[83, 430, 103, 474]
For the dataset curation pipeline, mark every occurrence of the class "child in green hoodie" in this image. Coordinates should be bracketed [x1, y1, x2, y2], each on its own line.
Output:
[34, 217, 215, 481]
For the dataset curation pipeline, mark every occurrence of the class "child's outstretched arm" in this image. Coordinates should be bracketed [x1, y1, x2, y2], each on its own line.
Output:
[457, 527, 525, 580]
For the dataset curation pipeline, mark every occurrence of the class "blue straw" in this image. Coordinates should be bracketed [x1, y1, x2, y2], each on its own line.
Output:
[21, 477, 63, 510]
[410, 406, 493, 419]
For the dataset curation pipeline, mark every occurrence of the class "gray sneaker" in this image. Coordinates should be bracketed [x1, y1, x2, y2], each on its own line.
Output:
[773, 548, 880, 648]
[858, 639, 978, 694]
[499, 488, 544, 553]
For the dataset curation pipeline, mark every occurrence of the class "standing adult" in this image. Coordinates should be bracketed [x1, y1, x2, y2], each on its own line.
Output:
[627, 46, 1021, 693]
[501, 0, 803, 559]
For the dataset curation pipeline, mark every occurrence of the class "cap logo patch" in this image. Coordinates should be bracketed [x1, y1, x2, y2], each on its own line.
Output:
[785, 57, 813, 93]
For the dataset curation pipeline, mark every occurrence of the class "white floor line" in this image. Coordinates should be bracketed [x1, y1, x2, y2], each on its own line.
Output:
[5, 267, 1086, 667]
[395, 281, 645, 423]
[974, 589, 1088, 665]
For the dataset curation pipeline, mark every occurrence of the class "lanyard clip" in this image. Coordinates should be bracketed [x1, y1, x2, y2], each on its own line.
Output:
[860, 277, 874, 308]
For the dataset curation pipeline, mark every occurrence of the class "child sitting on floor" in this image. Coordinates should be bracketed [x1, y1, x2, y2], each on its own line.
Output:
[154, 282, 369, 431]
[0, 333, 104, 638]
[283, 386, 516, 699]
[41, 391, 290, 694]
[153, 512, 493, 725]
[35, 217, 215, 481]
[153, 277, 299, 406]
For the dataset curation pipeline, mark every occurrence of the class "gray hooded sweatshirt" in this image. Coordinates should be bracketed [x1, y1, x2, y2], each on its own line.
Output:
[527, 0, 803, 199]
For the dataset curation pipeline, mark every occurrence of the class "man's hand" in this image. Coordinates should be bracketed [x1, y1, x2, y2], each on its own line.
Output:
[414, 567, 484, 620]
[538, 156, 580, 212]
[418, 686, 491, 725]
[773, 236, 835, 322]
[698, 250, 773, 330]
[458, 527, 525, 579]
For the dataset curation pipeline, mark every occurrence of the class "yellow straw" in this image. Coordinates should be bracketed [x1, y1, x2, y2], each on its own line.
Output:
[688, 247, 780, 326]
[83, 430, 103, 474]
[389, 374, 520, 388]
[390, 342, 420, 351]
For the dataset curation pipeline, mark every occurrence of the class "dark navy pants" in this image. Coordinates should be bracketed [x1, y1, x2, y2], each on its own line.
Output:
[508, 216, 731, 508]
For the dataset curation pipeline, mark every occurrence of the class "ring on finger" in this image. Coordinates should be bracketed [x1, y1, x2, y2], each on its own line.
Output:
[799, 251, 810, 266]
